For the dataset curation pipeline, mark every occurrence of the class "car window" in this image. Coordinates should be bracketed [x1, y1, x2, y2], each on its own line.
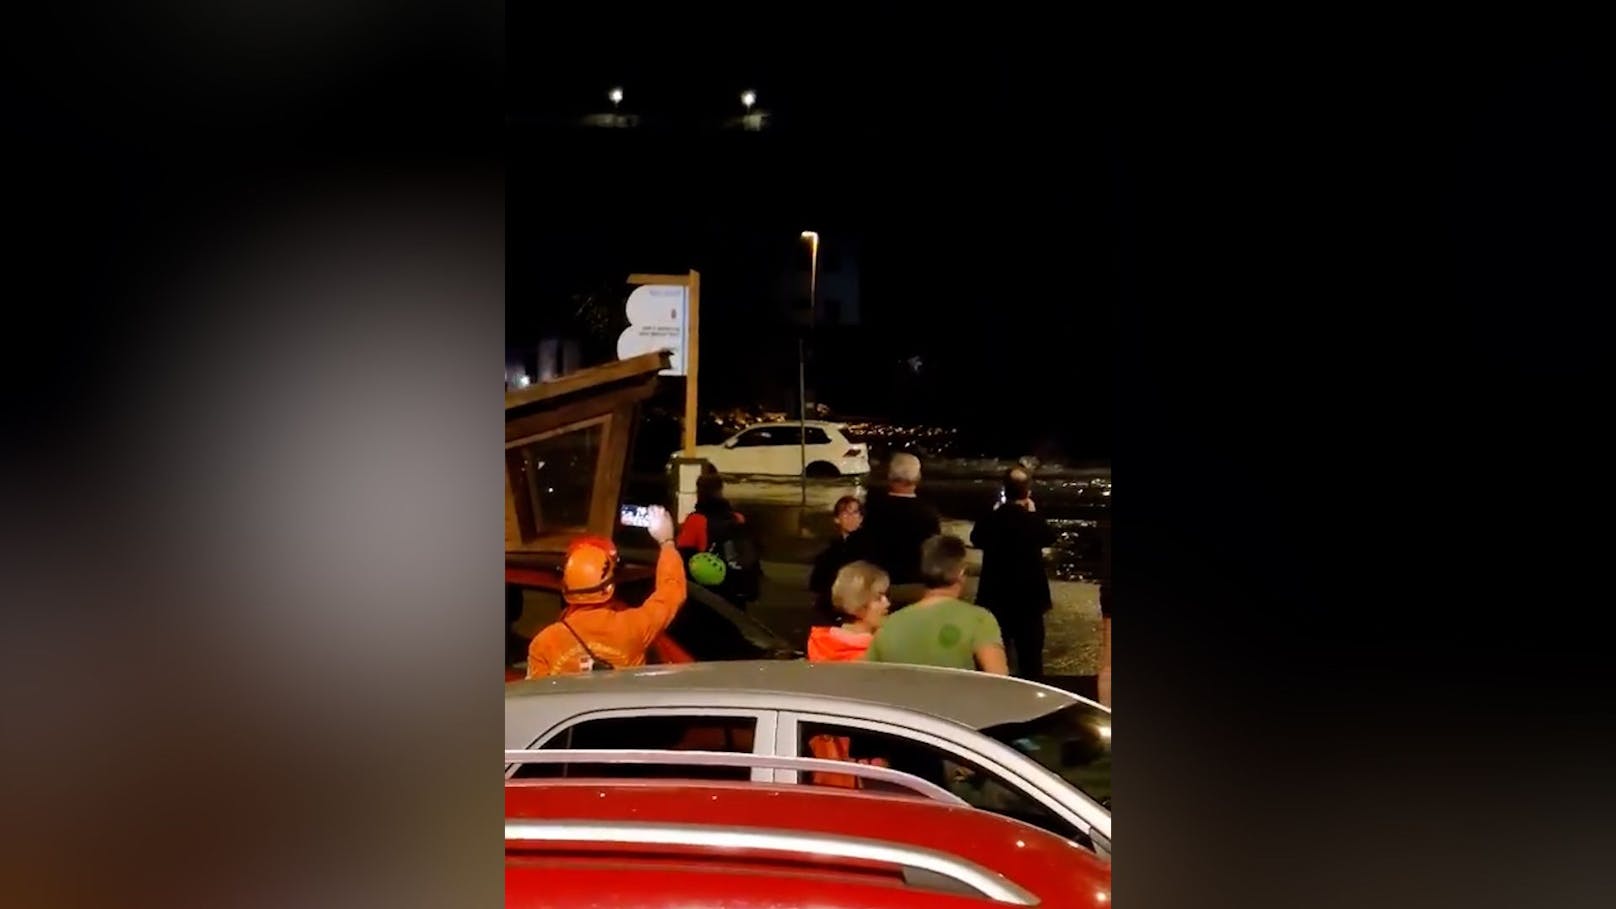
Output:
[735, 427, 803, 446]
[513, 714, 756, 780]
[802, 427, 832, 445]
[981, 703, 1111, 810]
[797, 721, 1092, 849]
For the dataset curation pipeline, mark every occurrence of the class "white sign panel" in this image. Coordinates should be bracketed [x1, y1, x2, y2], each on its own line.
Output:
[616, 283, 688, 376]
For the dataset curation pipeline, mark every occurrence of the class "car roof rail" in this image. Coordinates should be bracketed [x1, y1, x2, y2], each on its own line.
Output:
[503, 748, 967, 806]
[504, 818, 1039, 905]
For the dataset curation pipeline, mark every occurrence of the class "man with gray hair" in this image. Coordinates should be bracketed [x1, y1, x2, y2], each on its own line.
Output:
[864, 534, 1007, 674]
[888, 451, 923, 486]
[852, 450, 941, 600]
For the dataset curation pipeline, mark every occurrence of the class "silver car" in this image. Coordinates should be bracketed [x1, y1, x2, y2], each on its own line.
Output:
[505, 660, 1112, 856]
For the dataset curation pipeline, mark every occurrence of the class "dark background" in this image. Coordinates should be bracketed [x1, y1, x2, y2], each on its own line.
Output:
[5, 7, 1616, 907]
[509, 21, 1119, 459]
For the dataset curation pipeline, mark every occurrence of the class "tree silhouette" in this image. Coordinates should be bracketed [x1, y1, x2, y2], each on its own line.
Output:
[568, 281, 628, 364]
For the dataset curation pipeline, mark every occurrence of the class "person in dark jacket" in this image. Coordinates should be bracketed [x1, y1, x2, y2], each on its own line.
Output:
[676, 474, 743, 553]
[853, 452, 942, 605]
[676, 473, 760, 605]
[970, 466, 1056, 680]
[809, 495, 864, 623]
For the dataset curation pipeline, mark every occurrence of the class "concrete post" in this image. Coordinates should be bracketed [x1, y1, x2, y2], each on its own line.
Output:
[668, 457, 710, 524]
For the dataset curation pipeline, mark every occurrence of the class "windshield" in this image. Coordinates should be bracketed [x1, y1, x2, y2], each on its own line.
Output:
[981, 701, 1111, 810]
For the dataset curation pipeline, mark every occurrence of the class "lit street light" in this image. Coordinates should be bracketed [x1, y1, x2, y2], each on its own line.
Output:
[741, 90, 757, 111]
[801, 230, 819, 302]
[608, 87, 624, 108]
[797, 230, 820, 507]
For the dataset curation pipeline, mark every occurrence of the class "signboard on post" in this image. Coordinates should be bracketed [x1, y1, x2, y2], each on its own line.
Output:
[624, 271, 701, 455]
[615, 283, 690, 376]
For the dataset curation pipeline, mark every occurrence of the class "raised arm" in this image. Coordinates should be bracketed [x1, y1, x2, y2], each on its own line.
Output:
[629, 507, 690, 648]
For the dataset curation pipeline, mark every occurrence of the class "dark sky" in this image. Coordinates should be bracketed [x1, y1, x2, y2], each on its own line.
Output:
[510, 23, 1615, 461]
[507, 24, 1126, 457]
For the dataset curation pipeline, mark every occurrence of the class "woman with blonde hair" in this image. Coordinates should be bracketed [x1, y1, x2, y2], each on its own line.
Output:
[806, 561, 891, 662]
[805, 560, 894, 787]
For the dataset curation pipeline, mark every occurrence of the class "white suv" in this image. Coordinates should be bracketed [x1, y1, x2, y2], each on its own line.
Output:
[682, 421, 870, 477]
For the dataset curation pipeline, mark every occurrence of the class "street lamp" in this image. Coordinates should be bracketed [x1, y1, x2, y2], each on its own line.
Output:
[608, 87, 624, 108]
[741, 90, 757, 111]
[800, 230, 819, 305]
[797, 231, 820, 507]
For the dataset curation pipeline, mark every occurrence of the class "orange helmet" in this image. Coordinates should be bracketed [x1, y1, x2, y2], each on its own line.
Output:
[562, 534, 619, 605]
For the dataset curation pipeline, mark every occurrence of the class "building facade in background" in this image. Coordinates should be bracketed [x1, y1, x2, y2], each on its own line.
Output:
[506, 337, 583, 390]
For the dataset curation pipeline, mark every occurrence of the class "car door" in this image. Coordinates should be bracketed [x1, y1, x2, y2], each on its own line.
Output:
[774, 711, 1107, 855]
[727, 427, 777, 475]
[705, 430, 745, 473]
[801, 425, 834, 465]
[507, 707, 778, 783]
[763, 425, 803, 475]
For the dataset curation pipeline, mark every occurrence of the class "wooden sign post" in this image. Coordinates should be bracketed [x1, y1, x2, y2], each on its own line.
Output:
[623, 270, 701, 454]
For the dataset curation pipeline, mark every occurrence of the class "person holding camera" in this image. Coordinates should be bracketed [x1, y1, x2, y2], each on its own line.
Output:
[970, 466, 1057, 680]
[525, 505, 686, 676]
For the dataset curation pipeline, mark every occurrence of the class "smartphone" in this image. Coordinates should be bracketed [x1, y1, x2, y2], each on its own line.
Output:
[619, 503, 653, 528]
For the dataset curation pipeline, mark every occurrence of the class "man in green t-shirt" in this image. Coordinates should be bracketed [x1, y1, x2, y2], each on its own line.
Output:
[864, 534, 1009, 674]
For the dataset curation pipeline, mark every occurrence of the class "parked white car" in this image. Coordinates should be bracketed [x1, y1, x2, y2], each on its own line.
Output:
[505, 661, 1112, 857]
[680, 421, 870, 477]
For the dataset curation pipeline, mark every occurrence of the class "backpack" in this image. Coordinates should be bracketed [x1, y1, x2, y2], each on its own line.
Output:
[703, 511, 761, 601]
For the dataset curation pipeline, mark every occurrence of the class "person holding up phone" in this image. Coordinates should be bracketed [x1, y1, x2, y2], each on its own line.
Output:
[970, 466, 1057, 680]
[525, 505, 687, 677]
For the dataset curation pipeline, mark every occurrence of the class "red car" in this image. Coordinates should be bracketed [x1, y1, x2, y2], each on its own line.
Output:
[506, 752, 1111, 908]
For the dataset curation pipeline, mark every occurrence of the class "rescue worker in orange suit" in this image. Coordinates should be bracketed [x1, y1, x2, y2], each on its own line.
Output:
[526, 504, 687, 677]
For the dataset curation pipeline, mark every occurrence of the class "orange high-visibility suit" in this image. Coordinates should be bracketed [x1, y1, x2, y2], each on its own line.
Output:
[526, 542, 687, 677]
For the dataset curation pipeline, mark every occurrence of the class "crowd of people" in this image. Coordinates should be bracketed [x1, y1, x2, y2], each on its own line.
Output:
[525, 450, 1089, 693]
[806, 453, 1057, 681]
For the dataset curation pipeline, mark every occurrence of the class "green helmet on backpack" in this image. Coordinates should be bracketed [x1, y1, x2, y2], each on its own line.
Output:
[688, 551, 728, 587]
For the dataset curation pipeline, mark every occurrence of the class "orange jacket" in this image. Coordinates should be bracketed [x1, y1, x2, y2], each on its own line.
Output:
[806, 626, 874, 663]
[526, 544, 688, 677]
[675, 510, 745, 553]
[805, 625, 878, 788]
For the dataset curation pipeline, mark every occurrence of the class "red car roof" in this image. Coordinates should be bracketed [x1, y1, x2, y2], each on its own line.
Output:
[506, 779, 1110, 907]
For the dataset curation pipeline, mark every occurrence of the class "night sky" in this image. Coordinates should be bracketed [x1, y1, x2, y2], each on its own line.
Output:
[508, 28, 1124, 459]
[512, 24, 1615, 465]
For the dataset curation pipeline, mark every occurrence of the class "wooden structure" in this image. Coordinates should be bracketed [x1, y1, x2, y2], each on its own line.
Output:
[505, 350, 670, 555]
[626, 270, 700, 454]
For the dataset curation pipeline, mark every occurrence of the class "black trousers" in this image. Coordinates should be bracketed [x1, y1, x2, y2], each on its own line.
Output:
[1001, 615, 1047, 681]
